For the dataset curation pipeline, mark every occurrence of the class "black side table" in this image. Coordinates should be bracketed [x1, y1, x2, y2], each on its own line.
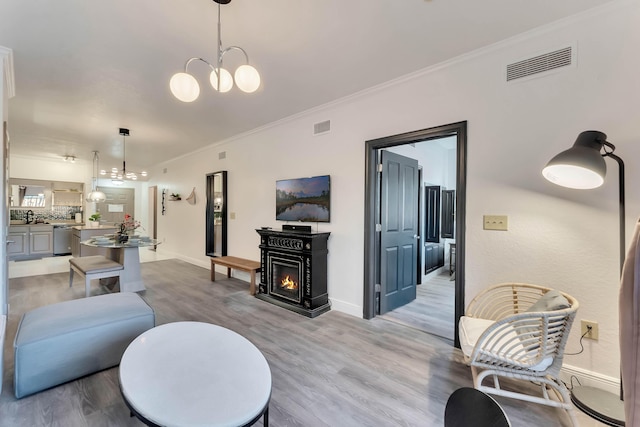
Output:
[444, 387, 510, 427]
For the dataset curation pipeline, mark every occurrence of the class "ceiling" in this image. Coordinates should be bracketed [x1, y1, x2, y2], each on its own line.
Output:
[0, 0, 614, 175]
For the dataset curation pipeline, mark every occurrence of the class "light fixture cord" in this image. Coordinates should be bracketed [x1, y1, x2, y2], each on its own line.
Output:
[91, 151, 99, 191]
[122, 132, 126, 176]
[95, 152, 99, 190]
[216, 0, 222, 90]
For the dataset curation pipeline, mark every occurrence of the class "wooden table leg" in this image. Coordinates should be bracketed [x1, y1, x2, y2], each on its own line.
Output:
[249, 270, 256, 295]
[211, 259, 216, 281]
[227, 267, 232, 279]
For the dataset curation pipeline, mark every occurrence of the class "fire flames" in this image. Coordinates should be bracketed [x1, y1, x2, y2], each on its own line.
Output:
[281, 275, 298, 290]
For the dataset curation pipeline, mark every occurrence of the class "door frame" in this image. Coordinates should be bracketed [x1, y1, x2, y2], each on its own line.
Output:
[364, 121, 467, 347]
[148, 186, 158, 250]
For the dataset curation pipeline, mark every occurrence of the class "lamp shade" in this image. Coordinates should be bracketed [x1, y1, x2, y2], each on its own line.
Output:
[234, 64, 260, 93]
[86, 190, 106, 203]
[170, 72, 200, 102]
[210, 68, 233, 93]
[542, 131, 607, 189]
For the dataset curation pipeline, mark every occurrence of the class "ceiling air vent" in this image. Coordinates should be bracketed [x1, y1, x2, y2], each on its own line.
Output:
[506, 46, 573, 82]
[313, 120, 331, 136]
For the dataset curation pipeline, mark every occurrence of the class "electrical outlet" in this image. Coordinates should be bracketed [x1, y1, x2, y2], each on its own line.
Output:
[581, 320, 599, 340]
[483, 215, 508, 231]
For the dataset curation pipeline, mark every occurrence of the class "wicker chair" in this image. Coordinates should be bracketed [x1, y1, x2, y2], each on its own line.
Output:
[458, 283, 579, 426]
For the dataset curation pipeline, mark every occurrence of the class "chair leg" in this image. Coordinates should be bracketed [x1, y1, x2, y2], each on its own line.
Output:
[85, 276, 91, 298]
[69, 268, 74, 288]
[547, 379, 580, 427]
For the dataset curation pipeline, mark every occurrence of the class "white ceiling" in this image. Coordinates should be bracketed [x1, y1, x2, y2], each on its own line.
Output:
[0, 0, 614, 174]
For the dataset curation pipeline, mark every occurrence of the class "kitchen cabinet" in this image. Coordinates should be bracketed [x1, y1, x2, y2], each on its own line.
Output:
[424, 185, 440, 243]
[8, 225, 53, 260]
[30, 225, 53, 256]
[424, 242, 444, 274]
[8, 226, 29, 258]
[441, 190, 455, 239]
[71, 226, 117, 257]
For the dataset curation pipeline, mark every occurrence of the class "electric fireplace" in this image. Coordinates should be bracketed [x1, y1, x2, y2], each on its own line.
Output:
[256, 228, 330, 317]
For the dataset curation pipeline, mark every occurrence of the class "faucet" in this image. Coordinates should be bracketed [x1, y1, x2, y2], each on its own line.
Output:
[25, 210, 34, 224]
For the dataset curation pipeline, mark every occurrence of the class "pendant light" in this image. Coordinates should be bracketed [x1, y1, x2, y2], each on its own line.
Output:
[169, 0, 261, 102]
[104, 128, 147, 185]
[86, 151, 106, 203]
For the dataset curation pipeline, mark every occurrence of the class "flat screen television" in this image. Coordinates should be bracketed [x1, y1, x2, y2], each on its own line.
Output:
[276, 175, 330, 222]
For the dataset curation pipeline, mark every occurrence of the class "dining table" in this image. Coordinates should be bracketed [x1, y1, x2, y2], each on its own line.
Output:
[80, 236, 159, 293]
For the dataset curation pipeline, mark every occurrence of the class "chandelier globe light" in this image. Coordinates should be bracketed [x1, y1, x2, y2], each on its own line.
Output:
[234, 64, 260, 93]
[86, 151, 106, 203]
[169, 0, 261, 102]
[169, 72, 200, 102]
[209, 68, 233, 93]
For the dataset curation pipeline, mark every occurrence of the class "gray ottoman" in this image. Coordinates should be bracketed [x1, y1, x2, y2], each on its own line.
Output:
[14, 292, 155, 398]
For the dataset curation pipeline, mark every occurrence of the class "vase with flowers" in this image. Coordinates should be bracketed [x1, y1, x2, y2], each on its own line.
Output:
[117, 214, 141, 243]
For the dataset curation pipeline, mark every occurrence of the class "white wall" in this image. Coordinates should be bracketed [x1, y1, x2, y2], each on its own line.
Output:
[151, 0, 639, 388]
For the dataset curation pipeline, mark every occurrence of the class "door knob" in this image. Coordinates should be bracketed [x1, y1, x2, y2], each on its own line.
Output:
[413, 235, 420, 240]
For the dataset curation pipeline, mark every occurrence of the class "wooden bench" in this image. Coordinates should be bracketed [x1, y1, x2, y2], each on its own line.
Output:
[210, 256, 261, 295]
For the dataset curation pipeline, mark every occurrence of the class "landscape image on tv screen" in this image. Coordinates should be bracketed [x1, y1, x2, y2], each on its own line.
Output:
[276, 175, 330, 222]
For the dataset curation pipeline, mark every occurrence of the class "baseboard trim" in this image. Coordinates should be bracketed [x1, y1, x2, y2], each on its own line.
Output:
[160, 250, 210, 270]
[560, 363, 621, 396]
[328, 299, 361, 317]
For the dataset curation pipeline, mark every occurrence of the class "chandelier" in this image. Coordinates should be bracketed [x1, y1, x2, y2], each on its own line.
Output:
[169, 0, 261, 102]
[101, 128, 147, 185]
[86, 151, 106, 202]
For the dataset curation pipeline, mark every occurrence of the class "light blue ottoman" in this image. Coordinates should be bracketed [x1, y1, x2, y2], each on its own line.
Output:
[14, 292, 155, 399]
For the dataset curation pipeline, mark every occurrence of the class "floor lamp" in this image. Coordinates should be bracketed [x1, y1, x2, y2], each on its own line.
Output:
[542, 130, 625, 426]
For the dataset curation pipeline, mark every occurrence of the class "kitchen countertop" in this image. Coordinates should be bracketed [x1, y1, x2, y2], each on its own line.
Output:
[10, 220, 80, 226]
[72, 225, 117, 231]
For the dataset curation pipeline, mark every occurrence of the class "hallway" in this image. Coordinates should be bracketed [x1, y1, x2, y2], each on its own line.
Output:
[381, 268, 455, 341]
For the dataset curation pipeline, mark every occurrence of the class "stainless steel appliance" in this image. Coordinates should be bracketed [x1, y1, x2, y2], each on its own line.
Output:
[53, 225, 72, 255]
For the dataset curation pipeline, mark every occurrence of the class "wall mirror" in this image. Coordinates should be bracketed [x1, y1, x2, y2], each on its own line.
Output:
[11, 185, 46, 207]
[206, 171, 227, 257]
[9, 179, 84, 209]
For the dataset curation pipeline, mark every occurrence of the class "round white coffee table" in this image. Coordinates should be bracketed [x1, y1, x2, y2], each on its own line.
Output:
[119, 322, 271, 427]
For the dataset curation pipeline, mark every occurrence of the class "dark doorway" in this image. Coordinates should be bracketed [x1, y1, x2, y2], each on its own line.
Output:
[364, 121, 467, 347]
[206, 171, 227, 257]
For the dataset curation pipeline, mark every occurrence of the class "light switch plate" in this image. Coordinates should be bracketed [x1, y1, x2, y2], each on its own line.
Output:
[483, 215, 508, 231]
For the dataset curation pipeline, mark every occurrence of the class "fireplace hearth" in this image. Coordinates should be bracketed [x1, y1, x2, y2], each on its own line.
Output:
[256, 228, 330, 317]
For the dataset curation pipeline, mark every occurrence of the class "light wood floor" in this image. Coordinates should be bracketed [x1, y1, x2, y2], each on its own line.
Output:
[0, 259, 600, 426]
[381, 269, 455, 341]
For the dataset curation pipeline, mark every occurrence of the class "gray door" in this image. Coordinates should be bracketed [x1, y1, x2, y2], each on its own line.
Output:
[380, 150, 419, 314]
[95, 187, 135, 226]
